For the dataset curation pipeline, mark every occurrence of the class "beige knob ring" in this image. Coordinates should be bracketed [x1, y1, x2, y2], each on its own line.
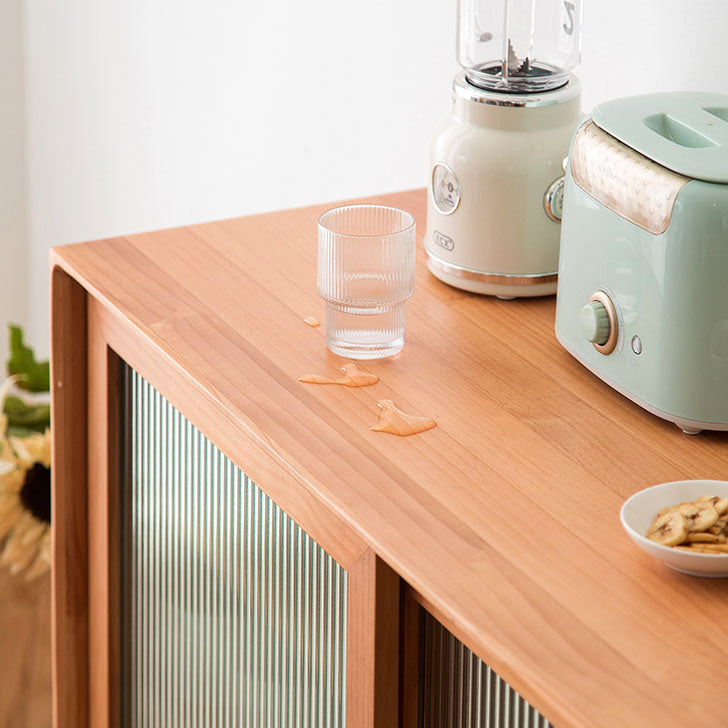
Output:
[587, 290, 619, 355]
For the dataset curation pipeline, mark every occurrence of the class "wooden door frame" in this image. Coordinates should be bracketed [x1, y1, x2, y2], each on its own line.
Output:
[52, 266, 400, 728]
[399, 585, 422, 728]
[51, 267, 89, 728]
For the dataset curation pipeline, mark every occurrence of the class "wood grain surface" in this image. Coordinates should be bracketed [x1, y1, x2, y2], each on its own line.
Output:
[51, 189, 728, 728]
[0, 570, 51, 728]
[86, 312, 122, 728]
[347, 551, 399, 728]
[50, 267, 88, 728]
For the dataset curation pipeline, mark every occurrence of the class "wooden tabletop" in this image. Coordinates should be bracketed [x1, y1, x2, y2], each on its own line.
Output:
[52, 189, 728, 728]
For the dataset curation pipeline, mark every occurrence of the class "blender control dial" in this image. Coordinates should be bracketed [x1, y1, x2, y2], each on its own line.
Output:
[432, 163, 461, 215]
[544, 176, 566, 222]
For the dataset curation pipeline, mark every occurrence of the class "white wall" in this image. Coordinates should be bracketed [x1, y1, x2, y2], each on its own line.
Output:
[581, 3, 728, 107]
[0, 0, 27, 368]
[23, 0, 455, 355]
[17, 0, 728, 355]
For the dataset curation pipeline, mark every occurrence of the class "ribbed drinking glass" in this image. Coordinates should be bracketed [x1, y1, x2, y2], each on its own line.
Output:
[317, 204, 416, 359]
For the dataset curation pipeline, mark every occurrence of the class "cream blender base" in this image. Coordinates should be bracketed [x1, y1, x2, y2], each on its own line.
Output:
[425, 73, 582, 298]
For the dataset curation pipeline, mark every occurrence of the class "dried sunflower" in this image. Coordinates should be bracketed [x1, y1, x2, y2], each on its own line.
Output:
[0, 376, 51, 579]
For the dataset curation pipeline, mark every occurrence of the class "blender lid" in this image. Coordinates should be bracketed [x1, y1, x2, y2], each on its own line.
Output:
[592, 92, 728, 184]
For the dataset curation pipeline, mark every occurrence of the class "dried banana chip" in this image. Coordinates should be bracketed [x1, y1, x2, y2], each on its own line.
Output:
[647, 495, 728, 554]
[657, 501, 693, 518]
[688, 543, 728, 553]
[677, 502, 719, 532]
[685, 532, 726, 544]
[697, 495, 728, 516]
[647, 512, 688, 547]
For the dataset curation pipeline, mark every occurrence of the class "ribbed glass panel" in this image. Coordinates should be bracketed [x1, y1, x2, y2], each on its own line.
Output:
[420, 611, 553, 728]
[120, 364, 348, 727]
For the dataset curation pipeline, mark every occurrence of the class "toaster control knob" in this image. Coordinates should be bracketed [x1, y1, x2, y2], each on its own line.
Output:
[580, 301, 611, 346]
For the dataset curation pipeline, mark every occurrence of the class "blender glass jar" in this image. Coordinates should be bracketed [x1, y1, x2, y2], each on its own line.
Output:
[458, 0, 582, 93]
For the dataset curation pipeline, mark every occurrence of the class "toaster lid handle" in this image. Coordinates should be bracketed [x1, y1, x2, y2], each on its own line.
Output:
[593, 92, 728, 184]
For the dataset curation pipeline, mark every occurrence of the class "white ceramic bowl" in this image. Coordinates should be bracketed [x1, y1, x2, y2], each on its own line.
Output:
[621, 480, 728, 578]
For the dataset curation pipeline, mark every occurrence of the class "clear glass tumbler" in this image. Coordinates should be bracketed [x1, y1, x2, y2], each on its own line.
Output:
[317, 204, 416, 359]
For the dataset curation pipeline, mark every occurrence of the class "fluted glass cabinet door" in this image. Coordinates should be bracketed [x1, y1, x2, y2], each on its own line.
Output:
[419, 611, 552, 728]
[120, 365, 348, 727]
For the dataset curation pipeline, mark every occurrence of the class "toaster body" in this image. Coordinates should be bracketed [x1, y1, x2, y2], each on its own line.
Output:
[555, 94, 728, 433]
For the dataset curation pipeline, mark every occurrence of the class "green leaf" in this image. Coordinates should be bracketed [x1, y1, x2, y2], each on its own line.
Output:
[6, 425, 36, 439]
[3, 395, 50, 432]
[6, 325, 50, 392]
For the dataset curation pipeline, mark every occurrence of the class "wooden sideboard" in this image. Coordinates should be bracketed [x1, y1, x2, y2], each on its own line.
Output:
[51, 189, 728, 728]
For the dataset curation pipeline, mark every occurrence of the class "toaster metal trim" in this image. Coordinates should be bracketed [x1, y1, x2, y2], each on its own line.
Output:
[570, 120, 690, 235]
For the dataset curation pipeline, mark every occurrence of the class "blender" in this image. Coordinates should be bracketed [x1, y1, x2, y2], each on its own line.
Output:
[425, 0, 583, 298]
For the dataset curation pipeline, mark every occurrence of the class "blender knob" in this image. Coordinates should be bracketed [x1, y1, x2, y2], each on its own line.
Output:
[543, 176, 565, 222]
[580, 301, 610, 345]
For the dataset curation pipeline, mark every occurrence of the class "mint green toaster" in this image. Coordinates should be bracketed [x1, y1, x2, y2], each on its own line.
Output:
[555, 93, 728, 434]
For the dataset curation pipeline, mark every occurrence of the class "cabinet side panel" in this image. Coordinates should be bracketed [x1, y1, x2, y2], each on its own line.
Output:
[120, 363, 348, 727]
